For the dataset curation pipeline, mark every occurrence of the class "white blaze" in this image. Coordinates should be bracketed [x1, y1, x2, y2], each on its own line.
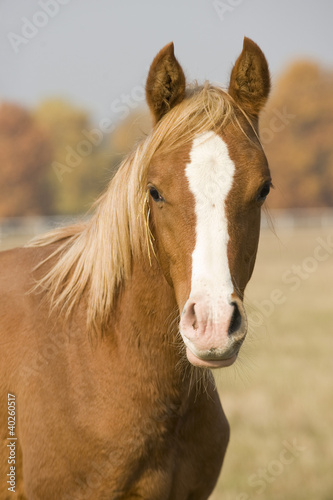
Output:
[185, 131, 235, 320]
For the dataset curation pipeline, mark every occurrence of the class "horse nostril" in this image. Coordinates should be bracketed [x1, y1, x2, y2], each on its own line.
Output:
[190, 303, 198, 330]
[182, 302, 198, 331]
[228, 302, 242, 335]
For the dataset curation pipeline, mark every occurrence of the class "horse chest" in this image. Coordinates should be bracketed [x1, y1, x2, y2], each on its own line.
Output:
[67, 396, 224, 499]
[72, 378, 226, 499]
[10, 350, 227, 500]
[26, 395, 217, 499]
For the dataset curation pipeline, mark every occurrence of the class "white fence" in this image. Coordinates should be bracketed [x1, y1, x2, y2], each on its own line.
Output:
[0, 209, 332, 247]
[261, 208, 333, 229]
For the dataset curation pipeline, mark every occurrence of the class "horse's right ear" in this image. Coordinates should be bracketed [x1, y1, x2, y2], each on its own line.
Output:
[146, 42, 186, 124]
[228, 37, 270, 120]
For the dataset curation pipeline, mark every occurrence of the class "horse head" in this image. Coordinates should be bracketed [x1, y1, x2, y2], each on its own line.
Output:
[145, 39, 271, 368]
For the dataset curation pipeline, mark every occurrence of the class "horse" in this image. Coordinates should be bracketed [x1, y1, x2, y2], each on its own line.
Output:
[0, 38, 271, 499]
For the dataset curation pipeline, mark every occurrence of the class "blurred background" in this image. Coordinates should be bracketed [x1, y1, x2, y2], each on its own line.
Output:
[1, 1, 332, 498]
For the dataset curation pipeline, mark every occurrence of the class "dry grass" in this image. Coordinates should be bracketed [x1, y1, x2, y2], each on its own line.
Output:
[1, 226, 332, 499]
[212, 226, 333, 500]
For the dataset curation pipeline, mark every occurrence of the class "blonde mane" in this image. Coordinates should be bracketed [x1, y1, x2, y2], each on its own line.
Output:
[28, 84, 253, 336]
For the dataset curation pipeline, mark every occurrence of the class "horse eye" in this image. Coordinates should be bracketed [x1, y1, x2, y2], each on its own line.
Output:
[149, 187, 164, 202]
[257, 182, 271, 202]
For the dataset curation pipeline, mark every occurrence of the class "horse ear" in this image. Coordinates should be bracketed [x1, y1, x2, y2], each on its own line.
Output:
[228, 37, 270, 119]
[146, 42, 186, 124]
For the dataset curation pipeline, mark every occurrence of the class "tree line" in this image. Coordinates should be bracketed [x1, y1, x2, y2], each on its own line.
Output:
[0, 59, 332, 217]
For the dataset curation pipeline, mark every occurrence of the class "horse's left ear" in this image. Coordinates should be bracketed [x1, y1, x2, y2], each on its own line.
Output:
[228, 37, 270, 119]
[146, 42, 186, 124]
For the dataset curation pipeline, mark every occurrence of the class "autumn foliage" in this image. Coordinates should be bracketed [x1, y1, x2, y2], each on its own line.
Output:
[260, 61, 333, 208]
[34, 99, 115, 215]
[0, 102, 51, 216]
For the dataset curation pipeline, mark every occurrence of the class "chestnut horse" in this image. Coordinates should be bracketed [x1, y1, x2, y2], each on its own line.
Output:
[0, 38, 271, 499]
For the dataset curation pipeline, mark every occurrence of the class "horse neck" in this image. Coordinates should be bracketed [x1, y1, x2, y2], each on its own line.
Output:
[113, 254, 187, 384]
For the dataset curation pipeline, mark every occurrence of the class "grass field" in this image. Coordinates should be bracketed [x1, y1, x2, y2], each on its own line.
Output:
[1, 225, 332, 499]
[212, 225, 333, 500]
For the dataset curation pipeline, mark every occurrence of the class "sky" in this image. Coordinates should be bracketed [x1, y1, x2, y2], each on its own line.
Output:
[1, 0, 333, 124]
